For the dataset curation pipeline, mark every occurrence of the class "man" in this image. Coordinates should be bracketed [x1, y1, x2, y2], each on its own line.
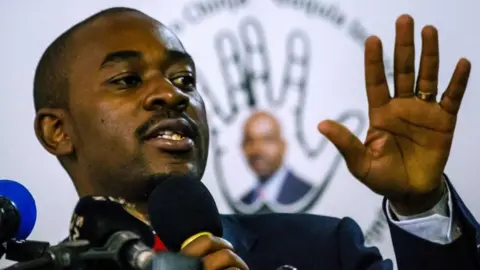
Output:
[240, 111, 312, 205]
[32, 6, 479, 270]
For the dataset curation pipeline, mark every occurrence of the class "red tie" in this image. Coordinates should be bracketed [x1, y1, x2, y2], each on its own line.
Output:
[153, 234, 167, 252]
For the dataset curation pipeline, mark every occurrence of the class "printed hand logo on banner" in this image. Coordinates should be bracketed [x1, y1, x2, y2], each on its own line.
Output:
[196, 17, 367, 214]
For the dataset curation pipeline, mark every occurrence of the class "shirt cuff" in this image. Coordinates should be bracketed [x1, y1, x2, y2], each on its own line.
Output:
[386, 179, 461, 244]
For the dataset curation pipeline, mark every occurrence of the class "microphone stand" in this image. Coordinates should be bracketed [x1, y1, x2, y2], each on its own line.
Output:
[2, 231, 151, 270]
[2, 232, 203, 270]
[3, 257, 55, 270]
[5, 240, 51, 263]
[2, 240, 91, 270]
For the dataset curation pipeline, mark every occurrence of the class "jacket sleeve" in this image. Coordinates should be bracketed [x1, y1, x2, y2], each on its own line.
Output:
[335, 216, 394, 270]
[336, 178, 480, 270]
[385, 177, 480, 270]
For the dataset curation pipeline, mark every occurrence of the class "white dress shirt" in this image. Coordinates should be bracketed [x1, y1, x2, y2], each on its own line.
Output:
[388, 179, 460, 244]
[253, 168, 458, 245]
[254, 165, 289, 204]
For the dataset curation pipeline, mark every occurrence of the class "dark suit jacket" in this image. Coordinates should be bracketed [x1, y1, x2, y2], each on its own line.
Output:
[62, 179, 480, 270]
[241, 169, 312, 205]
[223, 180, 480, 270]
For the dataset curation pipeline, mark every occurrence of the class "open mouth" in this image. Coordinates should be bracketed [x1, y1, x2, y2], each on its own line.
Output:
[156, 130, 187, 141]
[143, 119, 196, 152]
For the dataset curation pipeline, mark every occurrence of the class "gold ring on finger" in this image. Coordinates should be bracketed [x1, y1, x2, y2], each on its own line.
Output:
[416, 90, 436, 102]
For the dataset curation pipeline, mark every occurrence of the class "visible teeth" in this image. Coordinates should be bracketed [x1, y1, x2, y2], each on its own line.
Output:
[157, 131, 184, 140]
[171, 133, 183, 140]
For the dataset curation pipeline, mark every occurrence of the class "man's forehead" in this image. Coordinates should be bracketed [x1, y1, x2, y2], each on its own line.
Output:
[71, 13, 185, 63]
[245, 116, 282, 137]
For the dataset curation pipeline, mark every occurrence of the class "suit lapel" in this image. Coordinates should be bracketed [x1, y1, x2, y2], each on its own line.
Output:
[220, 215, 258, 253]
[277, 170, 295, 204]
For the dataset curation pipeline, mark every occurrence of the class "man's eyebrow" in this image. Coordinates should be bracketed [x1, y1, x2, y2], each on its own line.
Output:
[163, 50, 196, 70]
[99, 50, 143, 69]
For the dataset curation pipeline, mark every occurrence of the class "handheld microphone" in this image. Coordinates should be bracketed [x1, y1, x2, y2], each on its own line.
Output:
[0, 180, 36, 243]
[148, 177, 223, 252]
[69, 196, 156, 269]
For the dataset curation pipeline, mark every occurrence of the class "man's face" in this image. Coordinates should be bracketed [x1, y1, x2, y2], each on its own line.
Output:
[64, 13, 209, 201]
[242, 113, 285, 180]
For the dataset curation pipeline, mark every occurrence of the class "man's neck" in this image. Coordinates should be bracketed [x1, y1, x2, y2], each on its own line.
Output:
[258, 175, 273, 184]
[258, 165, 286, 185]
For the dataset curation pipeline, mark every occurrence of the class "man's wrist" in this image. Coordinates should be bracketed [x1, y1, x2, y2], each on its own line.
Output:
[389, 180, 447, 216]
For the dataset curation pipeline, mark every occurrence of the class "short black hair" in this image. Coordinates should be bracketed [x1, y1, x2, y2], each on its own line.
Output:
[33, 7, 150, 112]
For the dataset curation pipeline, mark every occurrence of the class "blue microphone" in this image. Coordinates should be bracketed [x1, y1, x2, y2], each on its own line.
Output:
[0, 179, 37, 243]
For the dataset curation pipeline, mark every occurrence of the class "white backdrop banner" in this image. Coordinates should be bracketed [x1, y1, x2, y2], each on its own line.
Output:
[1, 0, 479, 268]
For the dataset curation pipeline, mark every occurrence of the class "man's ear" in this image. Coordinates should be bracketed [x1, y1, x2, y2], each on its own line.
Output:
[34, 108, 74, 156]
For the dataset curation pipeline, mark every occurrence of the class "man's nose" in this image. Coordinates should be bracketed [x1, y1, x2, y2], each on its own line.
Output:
[143, 77, 189, 112]
[246, 142, 263, 156]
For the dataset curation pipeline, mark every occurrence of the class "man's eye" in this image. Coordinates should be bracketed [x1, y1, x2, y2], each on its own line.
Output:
[172, 75, 196, 89]
[110, 75, 142, 88]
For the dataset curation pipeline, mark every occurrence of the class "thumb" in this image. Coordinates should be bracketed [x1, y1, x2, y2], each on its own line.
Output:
[317, 120, 370, 179]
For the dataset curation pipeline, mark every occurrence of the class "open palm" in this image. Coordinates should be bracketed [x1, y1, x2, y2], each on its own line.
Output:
[318, 15, 471, 215]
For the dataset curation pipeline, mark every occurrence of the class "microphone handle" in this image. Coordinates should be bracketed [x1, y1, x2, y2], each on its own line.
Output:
[76, 231, 202, 270]
[150, 253, 202, 270]
[78, 231, 154, 269]
[180, 232, 212, 251]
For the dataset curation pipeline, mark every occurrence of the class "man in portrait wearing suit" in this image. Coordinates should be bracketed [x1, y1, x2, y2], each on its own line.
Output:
[31, 6, 480, 270]
[240, 111, 312, 205]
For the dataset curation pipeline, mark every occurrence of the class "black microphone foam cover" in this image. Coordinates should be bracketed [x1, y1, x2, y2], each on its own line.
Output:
[69, 196, 155, 247]
[148, 178, 222, 252]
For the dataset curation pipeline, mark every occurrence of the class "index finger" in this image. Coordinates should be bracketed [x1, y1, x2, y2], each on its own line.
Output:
[439, 58, 471, 115]
[365, 36, 391, 109]
[181, 234, 234, 257]
[204, 249, 249, 270]
[394, 15, 416, 98]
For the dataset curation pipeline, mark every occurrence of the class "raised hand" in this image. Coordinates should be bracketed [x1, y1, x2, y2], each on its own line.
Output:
[318, 14, 471, 215]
